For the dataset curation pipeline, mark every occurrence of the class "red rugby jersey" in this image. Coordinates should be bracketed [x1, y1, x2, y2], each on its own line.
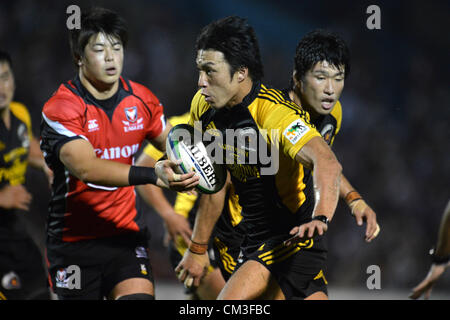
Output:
[40, 76, 166, 242]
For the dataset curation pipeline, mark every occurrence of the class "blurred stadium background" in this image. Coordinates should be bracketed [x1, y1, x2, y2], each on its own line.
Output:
[1, 0, 449, 299]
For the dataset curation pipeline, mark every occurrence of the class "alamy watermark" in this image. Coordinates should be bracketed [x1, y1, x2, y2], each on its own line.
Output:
[55, 264, 81, 290]
[66, 5, 81, 30]
[171, 121, 281, 176]
[366, 264, 381, 290]
[366, 5, 381, 30]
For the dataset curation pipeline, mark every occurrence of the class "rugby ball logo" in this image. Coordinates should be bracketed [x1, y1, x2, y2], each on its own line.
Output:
[166, 124, 226, 194]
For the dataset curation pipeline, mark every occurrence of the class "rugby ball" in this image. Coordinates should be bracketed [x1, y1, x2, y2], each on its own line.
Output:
[166, 124, 226, 194]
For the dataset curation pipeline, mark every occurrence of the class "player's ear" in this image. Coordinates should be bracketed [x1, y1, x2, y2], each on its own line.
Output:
[292, 70, 301, 91]
[237, 67, 248, 82]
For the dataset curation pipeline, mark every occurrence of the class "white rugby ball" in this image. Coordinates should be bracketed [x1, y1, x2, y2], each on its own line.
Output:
[166, 124, 226, 194]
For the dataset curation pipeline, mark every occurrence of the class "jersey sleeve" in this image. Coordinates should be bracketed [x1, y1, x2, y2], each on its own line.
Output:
[173, 192, 198, 218]
[329, 101, 342, 146]
[40, 96, 87, 167]
[259, 103, 321, 160]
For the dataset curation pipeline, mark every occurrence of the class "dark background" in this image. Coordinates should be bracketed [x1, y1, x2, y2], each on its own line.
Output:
[1, 0, 449, 295]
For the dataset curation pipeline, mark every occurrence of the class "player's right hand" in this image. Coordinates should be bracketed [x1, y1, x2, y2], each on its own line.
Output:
[175, 250, 210, 289]
[155, 159, 199, 192]
[0, 185, 32, 211]
[284, 219, 328, 246]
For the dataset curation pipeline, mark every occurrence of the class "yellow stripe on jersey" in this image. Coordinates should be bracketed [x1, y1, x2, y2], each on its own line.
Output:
[227, 184, 242, 227]
[10, 102, 33, 139]
[258, 239, 314, 266]
[214, 237, 237, 275]
[249, 84, 320, 161]
[329, 101, 342, 146]
[314, 269, 328, 285]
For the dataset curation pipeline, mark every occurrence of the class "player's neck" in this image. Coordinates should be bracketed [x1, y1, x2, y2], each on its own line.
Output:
[227, 78, 253, 109]
[0, 106, 10, 129]
[289, 90, 320, 121]
[79, 71, 119, 100]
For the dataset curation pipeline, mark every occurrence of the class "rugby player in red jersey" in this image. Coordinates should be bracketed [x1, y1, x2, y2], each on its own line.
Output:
[40, 7, 197, 300]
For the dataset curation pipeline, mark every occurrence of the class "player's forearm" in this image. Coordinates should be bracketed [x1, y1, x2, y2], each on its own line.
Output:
[435, 200, 450, 258]
[28, 138, 47, 171]
[137, 183, 175, 218]
[312, 159, 342, 221]
[191, 191, 225, 244]
[339, 174, 355, 200]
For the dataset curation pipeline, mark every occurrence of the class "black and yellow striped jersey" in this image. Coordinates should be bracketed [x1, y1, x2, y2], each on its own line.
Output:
[188, 82, 322, 252]
[0, 102, 32, 189]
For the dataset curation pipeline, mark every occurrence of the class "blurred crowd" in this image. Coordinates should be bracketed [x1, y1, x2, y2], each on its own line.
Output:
[1, 0, 449, 293]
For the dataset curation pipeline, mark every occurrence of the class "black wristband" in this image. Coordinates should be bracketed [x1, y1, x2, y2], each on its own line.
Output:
[128, 166, 158, 186]
[429, 248, 450, 265]
[312, 215, 329, 226]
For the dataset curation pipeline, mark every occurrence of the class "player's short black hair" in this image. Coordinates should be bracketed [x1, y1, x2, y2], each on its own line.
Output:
[69, 7, 128, 67]
[0, 51, 13, 69]
[195, 16, 264, 81]
[291, 29, 350, 87]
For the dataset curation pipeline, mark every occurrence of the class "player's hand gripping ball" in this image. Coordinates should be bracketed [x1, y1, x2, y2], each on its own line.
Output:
[166, 124, 226, 194]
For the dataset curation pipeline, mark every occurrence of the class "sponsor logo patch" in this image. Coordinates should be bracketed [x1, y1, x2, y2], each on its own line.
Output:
[283, 119, 310, 145]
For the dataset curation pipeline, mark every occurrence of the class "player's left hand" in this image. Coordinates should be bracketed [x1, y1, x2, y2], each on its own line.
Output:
[409, 263, 449, 299]
[349, 199, 380, 242]
[284, 220, 328, 246]
[155, 159, 199, 192]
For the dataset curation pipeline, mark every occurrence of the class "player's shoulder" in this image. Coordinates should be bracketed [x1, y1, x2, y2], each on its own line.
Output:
[190, 90, 211, 119]
[126, 78, 161, 105]
[168, 112, 190, 126]
[42, 82, 85, 121]
[331, 100, 342, 122]
[10, 101, 32, 128]
[10, 101, 30, 118]
[255, 84, 313, 126]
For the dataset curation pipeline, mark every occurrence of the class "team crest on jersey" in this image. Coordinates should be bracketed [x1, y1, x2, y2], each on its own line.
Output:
[125, 106, 138, 123]
[320, 124, 334, 145]
[283, 119, 310, 145]
[122, 106, 144, 132]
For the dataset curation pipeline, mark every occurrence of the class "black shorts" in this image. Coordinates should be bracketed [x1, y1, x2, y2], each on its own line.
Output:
[46, 232, 153, 300]
[0, 236, 50, 300]
[212, 236, 241, 282]
[239, 235, 328, 300]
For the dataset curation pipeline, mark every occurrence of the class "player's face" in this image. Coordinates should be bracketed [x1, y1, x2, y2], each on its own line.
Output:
[196, 49, 241, 110]
[80, 32, 124, 87]
[297, 60, 345, 117]
[0, 62, 15, 110]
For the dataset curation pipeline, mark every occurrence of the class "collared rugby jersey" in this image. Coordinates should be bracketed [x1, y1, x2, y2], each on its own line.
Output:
[40, 76, 166, 242]
[188, 82, 322, 251]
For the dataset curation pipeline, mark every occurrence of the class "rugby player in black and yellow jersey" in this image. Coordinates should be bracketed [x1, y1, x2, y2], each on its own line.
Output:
[172, 27, 381, 300]
[0, 51, 52, 300]
[287, 30, 379, 242]
[156, 16, 343, 300]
